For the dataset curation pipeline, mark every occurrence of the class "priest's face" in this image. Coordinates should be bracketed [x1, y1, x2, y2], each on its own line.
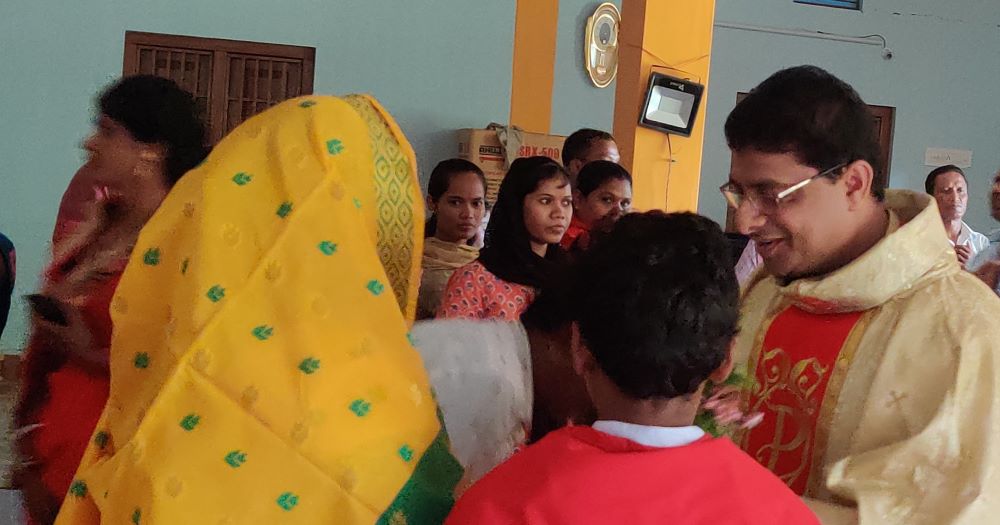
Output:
[728, 150, 868, 280]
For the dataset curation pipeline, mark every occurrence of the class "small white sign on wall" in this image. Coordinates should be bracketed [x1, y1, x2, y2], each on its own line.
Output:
[925, 147, 973, 168]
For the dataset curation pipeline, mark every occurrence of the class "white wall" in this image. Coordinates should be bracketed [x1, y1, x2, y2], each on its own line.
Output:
[700, 0, 1000, 232]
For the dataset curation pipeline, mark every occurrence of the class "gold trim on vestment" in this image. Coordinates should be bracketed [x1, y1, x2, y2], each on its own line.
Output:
[738, 297, 787, 449]
[805, 309, 874, 498]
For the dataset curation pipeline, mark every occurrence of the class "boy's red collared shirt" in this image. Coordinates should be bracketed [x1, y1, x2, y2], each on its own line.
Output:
[446, 424, 820, 524]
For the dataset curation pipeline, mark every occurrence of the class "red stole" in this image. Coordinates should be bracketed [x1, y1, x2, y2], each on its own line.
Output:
[741, 304, 866, 495]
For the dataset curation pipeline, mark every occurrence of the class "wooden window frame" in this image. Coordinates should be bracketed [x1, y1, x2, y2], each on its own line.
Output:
[123, 31, 316, 142]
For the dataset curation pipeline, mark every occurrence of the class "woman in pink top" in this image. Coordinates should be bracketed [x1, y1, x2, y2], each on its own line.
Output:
[438, 157, 572, 320]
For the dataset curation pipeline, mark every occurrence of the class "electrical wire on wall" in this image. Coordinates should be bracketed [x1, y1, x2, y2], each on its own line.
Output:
[665, 134, 673, 184]
[617, 41, 696, 184]
[715, 21, 893, 59]
[619, 39, 707, 83]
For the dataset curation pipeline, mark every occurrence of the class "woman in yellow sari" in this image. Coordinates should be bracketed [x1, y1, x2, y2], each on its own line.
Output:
[56, 95, 462, 524]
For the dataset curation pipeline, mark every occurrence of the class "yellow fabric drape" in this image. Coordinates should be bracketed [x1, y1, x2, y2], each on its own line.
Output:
[57, 95, 461, 524]
[736, 190, 1000, 525]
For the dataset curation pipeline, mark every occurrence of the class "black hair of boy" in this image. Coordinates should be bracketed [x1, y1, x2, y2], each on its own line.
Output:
[724, 65, 884, 200]
[576, 160, 632, 197]
[562, 128, 615, 167]
[924, 164, 966, 194]
[572, 211, 739, 399]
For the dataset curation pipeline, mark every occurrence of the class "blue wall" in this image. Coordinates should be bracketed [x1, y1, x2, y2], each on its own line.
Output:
[0, 0, 518, 351]
[701, 0, 1000, 233]
[550, 0, 620, 136]
[10, 0, 990, 350]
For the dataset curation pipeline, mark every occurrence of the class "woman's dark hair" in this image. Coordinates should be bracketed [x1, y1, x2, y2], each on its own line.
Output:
[725, 65, 884, 200]
[925, 164, 966, 194]
[479, 156, 569, 288]
[99, 75, 209, 187]
[573, 211, 739, 399]
[576, 160, 632, 197]
[424, 158, 486, 238]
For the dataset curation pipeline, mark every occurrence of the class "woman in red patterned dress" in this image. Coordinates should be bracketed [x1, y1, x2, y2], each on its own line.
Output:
[14, 76, 207, 525]
[438, 156, 572, 320]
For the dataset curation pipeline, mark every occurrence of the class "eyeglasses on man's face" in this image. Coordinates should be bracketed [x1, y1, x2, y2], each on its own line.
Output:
[719, 163, 847, 214]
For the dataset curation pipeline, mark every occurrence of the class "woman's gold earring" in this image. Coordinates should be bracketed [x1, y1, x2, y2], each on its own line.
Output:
[139, 150, 160, 162]
[134, 151, 160, 179]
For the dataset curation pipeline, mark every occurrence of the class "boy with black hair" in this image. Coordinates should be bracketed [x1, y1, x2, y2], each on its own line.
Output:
[561, 128, 620, 187]
[446, 211, 818, 524]
[560, 160, 632, 251]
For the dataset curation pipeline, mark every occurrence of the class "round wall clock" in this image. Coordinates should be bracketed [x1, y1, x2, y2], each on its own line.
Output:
[585, 3, 621, 88]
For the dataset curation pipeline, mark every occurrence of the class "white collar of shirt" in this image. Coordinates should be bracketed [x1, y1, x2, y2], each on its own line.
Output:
[592, 420, 705, 448]
[951, 222, 974, 246]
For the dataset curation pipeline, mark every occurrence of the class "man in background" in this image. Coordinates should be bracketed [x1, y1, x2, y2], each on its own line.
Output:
[969, 168, 1000, 293]
[925, 165, 989, 267]
[0, 232, 13, 339]
[561, 128, 620, 187]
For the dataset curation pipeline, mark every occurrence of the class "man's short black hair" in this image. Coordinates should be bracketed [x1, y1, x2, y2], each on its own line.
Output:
[576, 161, 632, 197]
[925, 164, 966, 194]
[562, 128, 615, 166]
[725, 65, 884, 200]
[572, 211, 739, 400]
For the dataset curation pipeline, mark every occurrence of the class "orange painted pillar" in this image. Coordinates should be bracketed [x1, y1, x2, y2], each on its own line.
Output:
[613, 0, 716, 211]
[509, 0, 559, 134]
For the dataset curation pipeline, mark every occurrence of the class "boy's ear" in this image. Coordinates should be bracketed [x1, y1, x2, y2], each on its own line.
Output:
[708, 340, 736, 384]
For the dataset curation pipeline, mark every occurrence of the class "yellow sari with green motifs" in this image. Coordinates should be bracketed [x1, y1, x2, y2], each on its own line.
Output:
[56, 95, 462, 524]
